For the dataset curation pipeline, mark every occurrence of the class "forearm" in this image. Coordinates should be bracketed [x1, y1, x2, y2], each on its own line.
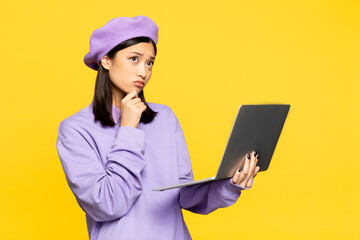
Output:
[179, 178, 247, 215]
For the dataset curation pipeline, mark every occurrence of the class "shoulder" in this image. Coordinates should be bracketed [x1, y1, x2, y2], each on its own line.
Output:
[147, 102, 171, 112]
[147, 102, 177, 118]
[147, 102, 180, 131]
[57, 103, 97, 141]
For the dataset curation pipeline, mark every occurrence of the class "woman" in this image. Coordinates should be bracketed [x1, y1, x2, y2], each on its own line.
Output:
[56, 15, 260, 240]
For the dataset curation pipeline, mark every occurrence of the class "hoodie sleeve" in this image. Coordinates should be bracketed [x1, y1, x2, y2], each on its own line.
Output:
[56, 120, 146, 222]
[169, 108, 250, 215]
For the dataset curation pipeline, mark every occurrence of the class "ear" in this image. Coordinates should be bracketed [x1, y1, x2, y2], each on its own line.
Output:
[100, 55, 111, 70]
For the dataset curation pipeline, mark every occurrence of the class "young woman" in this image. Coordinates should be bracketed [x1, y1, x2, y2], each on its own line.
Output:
[56, 15, 260, 240]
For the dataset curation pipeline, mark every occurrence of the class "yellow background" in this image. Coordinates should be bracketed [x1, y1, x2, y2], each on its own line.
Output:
[1, 0, 359, 239]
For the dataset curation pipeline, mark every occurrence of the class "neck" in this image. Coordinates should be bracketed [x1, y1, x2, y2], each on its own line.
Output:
[112, 88, 125, 109]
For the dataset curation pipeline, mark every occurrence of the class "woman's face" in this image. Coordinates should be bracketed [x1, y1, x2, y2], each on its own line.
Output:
[101, 42, 156, 97]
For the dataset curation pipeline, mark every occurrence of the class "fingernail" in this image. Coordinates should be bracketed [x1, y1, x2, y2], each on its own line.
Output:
[253, 151, 257, 157]
[257, 154, 260, 159]
[247, 154, 250, 160]
[238, 167, 242, 172]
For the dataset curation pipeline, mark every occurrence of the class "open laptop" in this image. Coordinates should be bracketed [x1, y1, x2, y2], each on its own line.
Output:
[153, 104, 290, 191]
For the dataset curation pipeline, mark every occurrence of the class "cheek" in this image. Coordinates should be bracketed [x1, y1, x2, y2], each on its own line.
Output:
[145, 71, 152, 83]
[109, 69, 121, 84]
[109, 63, 128, 85]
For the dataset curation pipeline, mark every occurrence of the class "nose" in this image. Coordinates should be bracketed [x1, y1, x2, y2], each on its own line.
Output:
[137, 66, 146, 79]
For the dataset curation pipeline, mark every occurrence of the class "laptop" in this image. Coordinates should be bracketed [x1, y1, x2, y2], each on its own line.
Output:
[153, 104, 290, 191]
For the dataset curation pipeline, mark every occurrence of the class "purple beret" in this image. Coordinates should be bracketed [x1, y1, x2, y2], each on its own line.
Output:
[84, 15, 159, 71]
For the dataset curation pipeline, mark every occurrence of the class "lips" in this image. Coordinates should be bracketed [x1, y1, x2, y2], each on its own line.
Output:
[134, 80, 145, 87]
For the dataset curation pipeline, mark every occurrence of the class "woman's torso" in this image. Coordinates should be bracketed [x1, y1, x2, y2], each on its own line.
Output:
[59, 102, 192, 240]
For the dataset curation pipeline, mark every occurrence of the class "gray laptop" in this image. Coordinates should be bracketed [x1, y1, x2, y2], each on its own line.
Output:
[153, 104, 290, 191]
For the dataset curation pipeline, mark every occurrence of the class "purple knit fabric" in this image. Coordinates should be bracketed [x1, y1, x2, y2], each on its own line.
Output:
[56, 102, 249, 240]
[84, 15, 159, 70]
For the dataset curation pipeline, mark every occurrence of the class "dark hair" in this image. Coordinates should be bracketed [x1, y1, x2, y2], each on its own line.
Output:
[92, 37, 158, 127]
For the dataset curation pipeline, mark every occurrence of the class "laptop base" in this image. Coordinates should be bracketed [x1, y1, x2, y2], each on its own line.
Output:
[153, 176, 216, 191]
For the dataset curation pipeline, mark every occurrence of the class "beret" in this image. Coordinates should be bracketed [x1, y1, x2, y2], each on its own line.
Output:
[84, 15, 159, 71]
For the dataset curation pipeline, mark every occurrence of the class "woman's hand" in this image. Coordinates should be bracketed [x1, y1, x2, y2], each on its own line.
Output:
[120, 90, 147, 128]
[231, 151, 260, 189]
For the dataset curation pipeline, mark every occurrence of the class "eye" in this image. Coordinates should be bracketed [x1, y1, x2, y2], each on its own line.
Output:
[130, 56, 138, 62]
[147, 61, 154, 67]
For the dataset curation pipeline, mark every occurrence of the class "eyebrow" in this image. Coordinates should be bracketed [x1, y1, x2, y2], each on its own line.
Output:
[129, 51, 155, 60]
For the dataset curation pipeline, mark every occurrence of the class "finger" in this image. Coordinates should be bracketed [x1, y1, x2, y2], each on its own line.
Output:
[232, 155, 246, 185]
[236, 154, 251, 186]
[128, 97, 142, 105]
[242, 151, 257, 184]
[254, 166, 260, 177]
[246, 172, 254, 188]
[246, 175, 254, 188]
[246, 165, 260, 188]
[122, 90, 138, 103]
[253, 153, 259, 176]
[232, 168, 241, 184]
[134, 101, 146, 109]
[134, 104, 147, 113]
[251, 151, 259, 173]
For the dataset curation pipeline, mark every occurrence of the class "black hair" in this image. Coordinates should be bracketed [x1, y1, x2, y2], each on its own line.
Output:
[92, 36, 158, 127]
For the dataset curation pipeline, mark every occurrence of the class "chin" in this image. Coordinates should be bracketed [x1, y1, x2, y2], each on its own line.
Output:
[135, 88, 144, 94]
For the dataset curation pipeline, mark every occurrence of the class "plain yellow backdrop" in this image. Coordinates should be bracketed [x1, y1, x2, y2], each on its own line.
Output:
[0, 0, 359, 239]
